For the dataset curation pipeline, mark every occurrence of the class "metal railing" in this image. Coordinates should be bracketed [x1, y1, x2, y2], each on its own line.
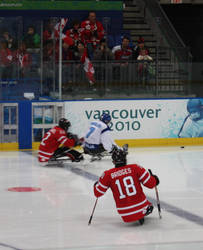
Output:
[0, 58, 192, 100]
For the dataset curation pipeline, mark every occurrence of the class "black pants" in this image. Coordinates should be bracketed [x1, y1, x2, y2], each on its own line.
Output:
[52, 146, 82, 161]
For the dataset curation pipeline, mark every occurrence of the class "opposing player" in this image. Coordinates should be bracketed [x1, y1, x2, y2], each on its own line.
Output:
[38, 118, 84, 164]
[83, 112, 120, 161]
[93, 148, 159, 225]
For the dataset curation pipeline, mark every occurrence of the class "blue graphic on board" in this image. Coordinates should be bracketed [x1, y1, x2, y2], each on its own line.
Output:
[178, 99, 203, 138]
[159, 101, 188, 138]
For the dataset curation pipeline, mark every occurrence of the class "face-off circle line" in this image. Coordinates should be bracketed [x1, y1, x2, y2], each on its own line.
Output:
[7, 187, 41, 192]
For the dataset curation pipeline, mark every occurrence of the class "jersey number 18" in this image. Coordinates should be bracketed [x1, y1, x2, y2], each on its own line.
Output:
[115, 176, 137, 199]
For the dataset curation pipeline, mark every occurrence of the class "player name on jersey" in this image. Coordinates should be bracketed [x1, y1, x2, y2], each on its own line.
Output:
[111, 168, 132, 179]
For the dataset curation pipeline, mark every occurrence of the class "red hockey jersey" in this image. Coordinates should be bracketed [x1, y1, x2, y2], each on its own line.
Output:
[81, 20, 104, 46]
[0, 48, 13, 66]
[94, 164, 157, 222]
[65, 28, 83, 46]
[112, 45, 133, 60]
[38, 126, 75, 162]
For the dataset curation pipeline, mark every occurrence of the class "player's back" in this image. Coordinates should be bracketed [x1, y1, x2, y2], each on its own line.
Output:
[108, 164, 147, 208]
[99, 163, 153, 222]
[39, 126, 66, 153]
[85, 120, 107, 145]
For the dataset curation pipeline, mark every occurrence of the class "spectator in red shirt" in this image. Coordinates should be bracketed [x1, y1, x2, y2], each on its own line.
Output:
[65, 20, 83, 53]
[111, 36, 132, 83]
[43, 20, 55, 43]
[112, 36, 133, 61]
[62, 37, 74, 62]
[73, 41, 95, 85]
[43, 20, 60, 63]
[62, 37, 74, 92]
[81, 11, 105, 59]
[14, 42, 32, 78]
[0, 40, 13, 80]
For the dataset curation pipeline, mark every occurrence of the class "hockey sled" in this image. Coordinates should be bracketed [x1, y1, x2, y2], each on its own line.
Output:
[46, 157, 72, 167]
[89, 144, 128, 162]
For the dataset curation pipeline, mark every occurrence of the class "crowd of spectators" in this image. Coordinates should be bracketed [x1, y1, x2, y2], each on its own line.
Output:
[0, 11, 154, 93]
[0, 27, 36, 81]
[42, 11, 154, 92]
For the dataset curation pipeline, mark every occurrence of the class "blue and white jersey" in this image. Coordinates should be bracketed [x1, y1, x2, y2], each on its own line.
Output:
[179, 117, 203, 138]
[84, 120, 116, 152]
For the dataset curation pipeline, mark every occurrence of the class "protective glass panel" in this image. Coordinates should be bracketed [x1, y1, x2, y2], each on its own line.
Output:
[4, 129, 9, 135]
[11, 129, 16, 135]
[44, 106, 54, 124]
[3, 107, 9, 125]
[55, 106, 63, 122]
[33, 106, 43, 124]
[33, 128, 42, 142]
[11, 107, 17, 124]
[0, 15, 193, 101]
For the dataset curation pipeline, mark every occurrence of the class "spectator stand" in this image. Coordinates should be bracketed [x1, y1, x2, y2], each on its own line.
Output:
[0, 2, 124, 100]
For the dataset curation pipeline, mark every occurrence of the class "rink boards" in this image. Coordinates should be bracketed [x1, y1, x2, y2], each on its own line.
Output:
[1, 98, 203, 150]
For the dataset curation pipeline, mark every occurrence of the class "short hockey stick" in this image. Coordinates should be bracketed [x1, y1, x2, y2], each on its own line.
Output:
[88, 198, 98, 225]
[155, 186, 162, 219]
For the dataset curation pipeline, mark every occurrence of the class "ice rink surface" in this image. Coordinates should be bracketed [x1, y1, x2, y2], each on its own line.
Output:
[0, 146, 203, 250]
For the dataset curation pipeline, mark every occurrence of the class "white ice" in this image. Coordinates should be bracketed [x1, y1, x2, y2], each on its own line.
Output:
[0, 146, 203, 250]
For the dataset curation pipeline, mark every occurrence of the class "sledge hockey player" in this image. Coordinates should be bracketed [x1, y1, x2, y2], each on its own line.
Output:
[38, 118, 84, 164]
[93, 147, 159, 225]
[83, 112, 123, 161]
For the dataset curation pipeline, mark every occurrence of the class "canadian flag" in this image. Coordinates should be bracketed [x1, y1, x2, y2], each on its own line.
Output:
[83, 57, 95, 85]
[54, 18, 68, 39]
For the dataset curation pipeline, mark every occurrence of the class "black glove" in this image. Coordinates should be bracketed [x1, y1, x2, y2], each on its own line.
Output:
[75, 140, 83, 146]
[68, 133, 81, 146]
[148, 169, 160, 186]
[122, 144, 128, 154]
[75, 137, 84, 147]
[67, 133, 78, 140]
[110, 145, 118, 154]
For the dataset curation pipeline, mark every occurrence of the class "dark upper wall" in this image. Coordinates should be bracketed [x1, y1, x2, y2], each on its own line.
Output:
[0, 0, 123, 11]
[0, 1, 123, 39]
[0, 10, 123, 44]
[162, 4, 203, 62]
